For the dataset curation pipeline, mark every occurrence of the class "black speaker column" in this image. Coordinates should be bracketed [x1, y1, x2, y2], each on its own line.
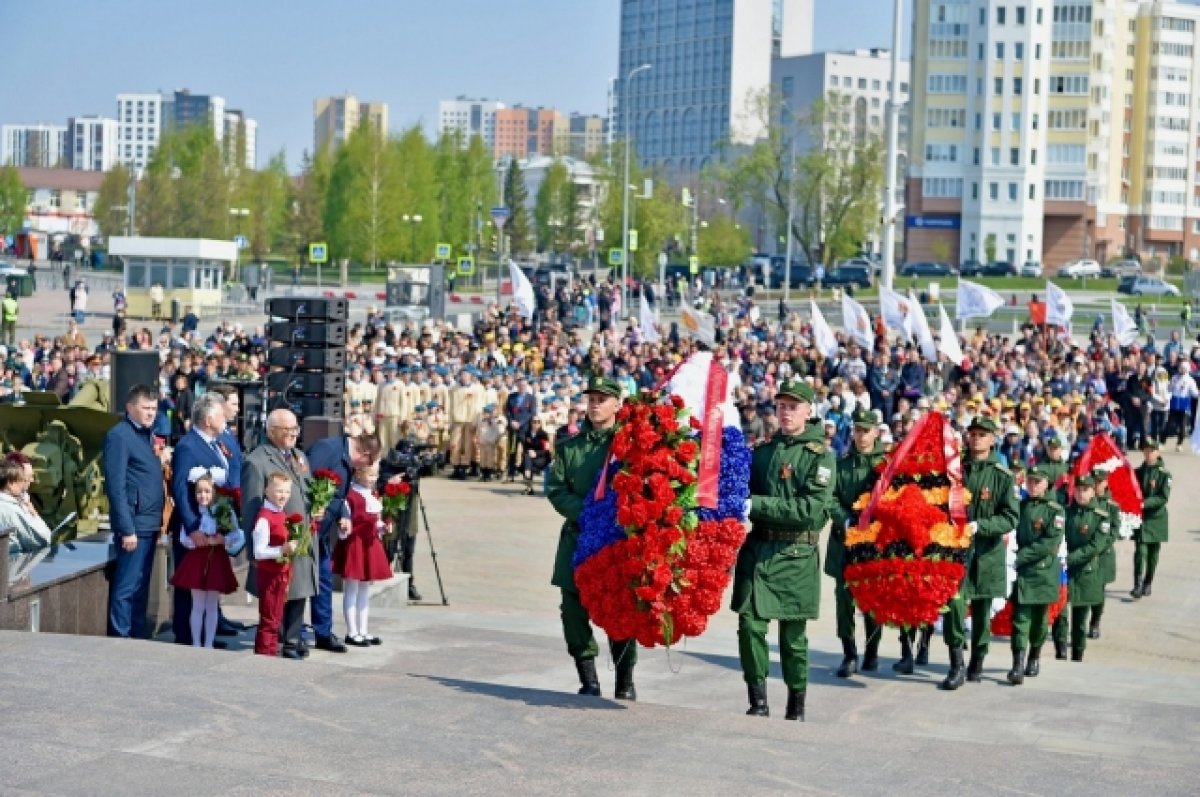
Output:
[265, 296, 347, 444]
[110, 351, 161, 412]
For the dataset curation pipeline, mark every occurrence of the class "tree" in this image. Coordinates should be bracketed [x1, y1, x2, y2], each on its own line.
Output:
[0, 166, 27, 237]
[533, 160, 576, 252]
[502, 158, 531, 256]
[93, 164, 131, 239]
[292, 147, 331, 254]
[596, 140, 686, 277]
[391, 125, 440, 263]
[698, 216, 751, 266]
[242, 151, 291, 263]
[324, 120, 402, 270]
[134, 126, 231, 240]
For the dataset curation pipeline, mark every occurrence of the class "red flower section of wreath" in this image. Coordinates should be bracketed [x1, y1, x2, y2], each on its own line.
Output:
[844, 558, 967, 628]
[989, 584, 1069, 637]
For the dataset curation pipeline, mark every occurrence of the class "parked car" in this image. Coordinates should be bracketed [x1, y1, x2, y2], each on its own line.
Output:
[823, 264, 873, 289]
[979, 261, 1017, 277]
[1101, 259, 1142, 279]
[1118, 276, 1180, 297]
[1059, 258, 1102, 278]
[958, 259, 984, 277]
[900, 261, 955, 278]
[768, 259, 814, 289]
[1019, 261, 1043, 278]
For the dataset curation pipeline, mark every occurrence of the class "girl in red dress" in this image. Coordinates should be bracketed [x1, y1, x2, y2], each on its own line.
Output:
[169, 472, 239, 647]
[334, 462, 393, 647]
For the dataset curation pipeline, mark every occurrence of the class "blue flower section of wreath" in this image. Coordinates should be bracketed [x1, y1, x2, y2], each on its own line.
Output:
[574, 460, 624, 569]
[698, 426, 751, 523]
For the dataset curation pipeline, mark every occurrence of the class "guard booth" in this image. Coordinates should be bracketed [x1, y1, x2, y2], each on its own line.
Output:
[386, 264, 445, 322]
[107, 237, 235, 319]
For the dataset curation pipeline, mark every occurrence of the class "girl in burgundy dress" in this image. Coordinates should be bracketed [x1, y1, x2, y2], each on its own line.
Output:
[334, 462, 393, 647]
[170, 472, 239, 647]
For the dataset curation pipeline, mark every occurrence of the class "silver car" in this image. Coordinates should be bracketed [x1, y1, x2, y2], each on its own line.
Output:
[1019, 261, 1043, 278]
[1120, 276, 1180, 297]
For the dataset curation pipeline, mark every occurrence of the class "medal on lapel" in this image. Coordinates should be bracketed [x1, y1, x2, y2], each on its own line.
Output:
[980, 486, 991, 501]
[780, 463, 793, 480]
[1081, 523, 1089, 536]
[1033, 518, 1043, 530]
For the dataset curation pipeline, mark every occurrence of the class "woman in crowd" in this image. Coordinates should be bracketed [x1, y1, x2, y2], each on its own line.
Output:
[0, 458, 51, 553]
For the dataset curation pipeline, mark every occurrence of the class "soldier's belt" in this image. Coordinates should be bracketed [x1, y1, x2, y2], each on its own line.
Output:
[751, 527, 819, 545]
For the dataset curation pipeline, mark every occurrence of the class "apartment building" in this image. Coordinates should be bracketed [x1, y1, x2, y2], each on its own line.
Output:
[494, 107, 564, 159]
[66, 116, 119, 172]
[1, 124, 68, 168]
[115, 93, 163, 171]
[438, 97, 505, 149]
[314, 94, 389, 153]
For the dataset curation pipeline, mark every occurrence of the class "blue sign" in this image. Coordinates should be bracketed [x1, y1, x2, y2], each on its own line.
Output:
[234, 234, 248, 249]
[906, 215, 960, 230]
[490, 206, 510, 229]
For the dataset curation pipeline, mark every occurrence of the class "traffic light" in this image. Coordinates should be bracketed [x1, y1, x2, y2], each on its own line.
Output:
[490, 234, 499, 253]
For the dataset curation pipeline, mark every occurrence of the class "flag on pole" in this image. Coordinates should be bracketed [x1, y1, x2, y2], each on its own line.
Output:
[841, 293, 874, 349]
[1111, 298, 1138, 346]
[810, 300, 839, 358]
[639, 292, 660, 343]
[938, 303, 965, 366]
[879, 286, 914, 337]
[508, 259, 536, 319]
[907, 290, 938, 362]
[1045, 280, 1074, 327]
[680, 305, 716, 346]
[956, 279, 1005, 320]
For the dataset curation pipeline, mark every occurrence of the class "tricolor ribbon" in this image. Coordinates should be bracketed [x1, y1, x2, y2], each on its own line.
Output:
[695, 359, 727, 510]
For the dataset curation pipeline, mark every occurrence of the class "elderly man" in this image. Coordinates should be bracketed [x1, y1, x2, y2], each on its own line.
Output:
[104, 384, 166, 639]
[242, 409, 320, 659]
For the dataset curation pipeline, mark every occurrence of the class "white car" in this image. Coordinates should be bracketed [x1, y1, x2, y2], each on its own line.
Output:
[1120, 276, 1180, 297]
[1059, 259, 1101, 278]
[1019, 261, 1043, 278]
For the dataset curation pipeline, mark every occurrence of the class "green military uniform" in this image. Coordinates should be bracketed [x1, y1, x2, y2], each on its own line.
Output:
[546, 377, 637, 696]
[826, 410, 885, 675]
[943, 416, 1020, 689]
[732, 379, 834, 720]
[1087, 488, 1120, 638]
[1007, 467, 1065, 684]
[1065, 476, 1111, 659]
[1040, 441, 1073, 655]
[1132, 443, 1171, 597]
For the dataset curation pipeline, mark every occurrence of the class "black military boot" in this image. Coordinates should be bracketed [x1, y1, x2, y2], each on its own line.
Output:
[1054, 638, 1068, 660]
[480, 468, 492, 483]
[836, 639, 858, 678]
[892, 633, 914, 675]
[450, 466, 466, 481]
[966, 652, 985, 682]
[1142, 578, 1153, 597]
[574, 658, 601, 696]
[745, 681, 769, 717]
[1025, 645, 1042, 678]
[1071, 648, 1084, 662]
[940, 648, 966, 691]
[1088, 617, 1101, 640]
[614, 668, 637, 701]
[784, 690, 806, 721]
[915, 626, 933, 666]
[1006, 651, 1026, 686]
[861, 634, 880, 672]
[1130, 578, 1144, 599]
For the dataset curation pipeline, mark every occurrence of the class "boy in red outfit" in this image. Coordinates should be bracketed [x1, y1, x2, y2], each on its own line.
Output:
[252, 473, 298, 655]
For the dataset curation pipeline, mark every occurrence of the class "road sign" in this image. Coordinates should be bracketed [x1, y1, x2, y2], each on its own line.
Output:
[629, 229, 639, 252]
[435, 242, 452, 260]
[234, 234, 248, 250]
[308, 242, 328, 264]
[608, 248, 624, 267]
[689, 255, 700, 275]
[905, 215, 960, 230]
[457, 256, 475, 276]
[490, 206, 510, 230]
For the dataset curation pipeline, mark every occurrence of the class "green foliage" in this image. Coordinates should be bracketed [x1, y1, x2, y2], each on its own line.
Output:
[292, 148, 331, 254]
[135, 126, 232, 239]
[533, 160, 578, 252]
[93, 164, 131, 239]
[1167, 255, 1189, 274]
[502, 159, 531, 256]
[984, 234, 997, 263]
[324, 120, 403, 267]
[0, 165, 27, 236]
[930, 236, 951, 264]
[698, 215, 750, 266]
[596, 140, 686, 277]
[241, 151, 292, 262]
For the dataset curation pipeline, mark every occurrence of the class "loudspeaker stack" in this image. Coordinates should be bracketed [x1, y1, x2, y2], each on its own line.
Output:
[266, 297, 347, 441]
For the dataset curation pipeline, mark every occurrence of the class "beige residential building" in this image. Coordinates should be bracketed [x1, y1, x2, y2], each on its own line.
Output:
[314, 95, 389, 153]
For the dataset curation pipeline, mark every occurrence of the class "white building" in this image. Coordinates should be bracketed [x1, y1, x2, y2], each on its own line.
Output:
[66, 116, 119, 172]
[438, 97, 506, 149]
[223, 110, 258, 170]
[2, 124, 68, 168]
[116, 92, 163, 171]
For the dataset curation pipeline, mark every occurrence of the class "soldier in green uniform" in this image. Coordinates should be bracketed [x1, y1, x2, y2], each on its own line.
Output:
[1036, 436, 1071, 504]
[941, 416, 1020, 691]
[827, 408, 886, 678]
[546, 376, 638, 700]
[1131, 439, 1171, 599]
[1007, 466, 1066, 685]
[1088, 472, 1120, 639]
[1065, 473, 1111, 661]
[732, 378, 835, 721]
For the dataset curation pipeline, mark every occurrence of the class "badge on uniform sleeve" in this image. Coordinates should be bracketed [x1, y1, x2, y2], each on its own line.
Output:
[1054, 516, 1064, 529]
[817, 465, 831, 485]
[980, 487, 991, 501]
[1081, 524, 1089, 535]
[781, 463, 794, 480]
[1101, 521, 1110, 533]
[1033, 518, 1044, 530]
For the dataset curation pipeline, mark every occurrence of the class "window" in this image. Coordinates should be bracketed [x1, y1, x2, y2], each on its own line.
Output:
[171, 265, 190, 289]
[989, 182, 999, 200]
[997, 6, 1006, 25]
[829, 74, 839, 87]
[1032, 113, 1039, 130]
[972, 182, 979, 200]
[991, 147, 1001, 165]
[1014, 77, 1023, 95]
[1030, 149, 1037, 165]
[996, 43, 1005, 59]
[993, 112, 1002, 130]
[975, 112, 982, 130]
[922, 178, 963, 198]
[980, 8, 985, 25]
[900, 82, 908, 92]
[926, 108, 966, 127]
[843, 76, 852, 87]
[1035, 43, 1041, 59]
[1015, 42, 1024, 59]
[1044, 180, 1085, 200]
[995, 77, 1004, 95]
[1029, 183, 1036, 200]
[872, 80, 881, 90]
[925, 143, 959, 162]
[928, 74, 968, 93]
[1010, 147, 1020, 165]
[782, 76, 794, 96]
[48, 190, 61, 209]
[1050, 75, 1088, 95]
[1034, 79, 1040, 94]
[1008, 182, 1019, 201]
[1016, 6, 1026, 25]
[978, 43, 985, 60]
[1011, 112, 1021, 130]
[858, 78, 867, 89]
[973, 147, 980, 165]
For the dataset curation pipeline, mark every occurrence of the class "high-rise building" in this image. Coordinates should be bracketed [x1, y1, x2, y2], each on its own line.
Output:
[438, 97, 505, 149]
[116, 93, 163, 171]
[314, 94, 389, 154]
[1, 124, 68, 168]
[494, 107, 564, 159]
[616, 0, 814, 177]
[66, 116, 119, 172]
[163, 89, 225, 143]
[564, 113, 609, 160]
[222, 109, 258, 170]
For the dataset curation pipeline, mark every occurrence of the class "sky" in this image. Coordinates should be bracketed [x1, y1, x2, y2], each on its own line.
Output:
[0, 0, 909, 171]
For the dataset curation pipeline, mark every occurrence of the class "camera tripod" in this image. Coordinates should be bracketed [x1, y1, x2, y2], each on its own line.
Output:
[393, 482, 448, 606]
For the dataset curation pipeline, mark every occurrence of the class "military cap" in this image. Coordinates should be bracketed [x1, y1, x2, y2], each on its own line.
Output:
[583, 375, 623, 398]
[967, 415, 999, 435]
[483, 404, 496, 412]
[1026, 464, 1052, 482]
[1141, 438, 1161, 451]
[427, 400, 439, 408]
[1045, 435, 1063, 448]
[1075, 472, 1100, 488]
[852, 408, 878, 429]
[350, 399, 361, 407]
[776, 378, 815, 403]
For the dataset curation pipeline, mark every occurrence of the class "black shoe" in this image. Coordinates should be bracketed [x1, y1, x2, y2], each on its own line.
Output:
[1088, 620, 1101, 640]
[1025, 646, 1041, 678]
[836, 639, 858, 678]
[784, 689, 805, 722]
[915, 627, 933, 666]
[1054, 639, 1068, 660]
[367, 635, 381, 646]
[1007, 651, 1026, 686]
[450, 467, 466, 481]
[575, 658, 601, 697]
[480, 470, 492, 483]
[408, 583, 423, 602]
[212, 639, 228, 650]
[218, 617, 247, 633]
[523, 485, 535, 496]
[345, 635, 371, 647]
[615, 670, 637, 701]
[861, 635, 880, 672]
[298, 644, 310, 658]
[892, 634, 914, 675]
[1071, 648, 1084, 662]
[1131, 579, 1144, 599]
[966, 653, 984, 682]
[940, 648, 966, 691]
[280, 648, 304, 660]
[745, 681, 769, 717]
[1142, 580, 1153, 597]
[315, 635, 347, 653]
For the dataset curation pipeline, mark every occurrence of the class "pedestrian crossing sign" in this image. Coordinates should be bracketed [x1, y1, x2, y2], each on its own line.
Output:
[308, 242, 328, 264]
[457, 256, 475, 276]
[435, 242, 452, 260]
[608, 248, 624, 266]
[689, 255, 700, 274]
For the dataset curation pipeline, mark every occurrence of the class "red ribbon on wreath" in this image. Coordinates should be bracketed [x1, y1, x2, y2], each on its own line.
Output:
[859, 413, 966, 529]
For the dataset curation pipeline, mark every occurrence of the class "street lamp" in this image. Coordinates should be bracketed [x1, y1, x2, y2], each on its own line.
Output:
[229, 207, 248, 282]
[621, 62, 653, 318]
[402, 213, 423, 263]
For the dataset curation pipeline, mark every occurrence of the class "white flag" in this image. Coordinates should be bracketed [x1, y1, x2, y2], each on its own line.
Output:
[907, 289, 938, 363]
[841, 293, 874, 349]
[938, 303, 965, 366]
[956, 279, 1005, 320]
[879, 286, 914, 338]
[508, 259, 536, 319]
[810, 300, 839, 358]
[1045, 280, 1074, 327]
[639, 292, 660, 343]
[680, 305, 716, 346]
[1111, 299, 1138, 346]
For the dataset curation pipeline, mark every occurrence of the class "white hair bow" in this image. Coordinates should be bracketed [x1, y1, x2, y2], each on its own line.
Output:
[188, 466, 227, 486]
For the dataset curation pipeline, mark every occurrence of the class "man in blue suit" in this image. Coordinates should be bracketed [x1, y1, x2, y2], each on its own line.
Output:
[104, 384, 166, 638]
[208, 383, 247, 637]
[306, 432, 380, 652]
[504, 376, 536, 481]
[169, 392, 233, 645]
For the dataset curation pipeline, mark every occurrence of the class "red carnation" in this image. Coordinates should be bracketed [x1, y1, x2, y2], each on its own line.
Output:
[312, 468, 342, 485]
[287, 513, 304, 524]
[670, 394, 685, 409]
[677, 440, 699, 462]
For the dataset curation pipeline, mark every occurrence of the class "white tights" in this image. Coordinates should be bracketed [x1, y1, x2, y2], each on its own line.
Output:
[189, 590, 220, 648]
[342, 579, 372, 639]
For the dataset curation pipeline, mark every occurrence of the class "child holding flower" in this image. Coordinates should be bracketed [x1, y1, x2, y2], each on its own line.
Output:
[334, 462, 393, 646]
[169, 472, 239, 648]
[252, 472, 299, 656]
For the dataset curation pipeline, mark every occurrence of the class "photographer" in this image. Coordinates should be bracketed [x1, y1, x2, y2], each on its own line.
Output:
[519, 418, 552, 496]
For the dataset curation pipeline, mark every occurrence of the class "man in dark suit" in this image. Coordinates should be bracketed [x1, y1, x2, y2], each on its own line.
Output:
[306, 432, 379, 650]
[104, 384, 166, 638]
[207, 383, 248, 637]
[504, 376, 536, 481]
[241, 409, 321, 659]
[169, 392, 232, 645]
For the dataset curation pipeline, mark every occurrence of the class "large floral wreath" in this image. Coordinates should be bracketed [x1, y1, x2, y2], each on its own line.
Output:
[573, 354, 750, 648]
[845, 412, 975, 628]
